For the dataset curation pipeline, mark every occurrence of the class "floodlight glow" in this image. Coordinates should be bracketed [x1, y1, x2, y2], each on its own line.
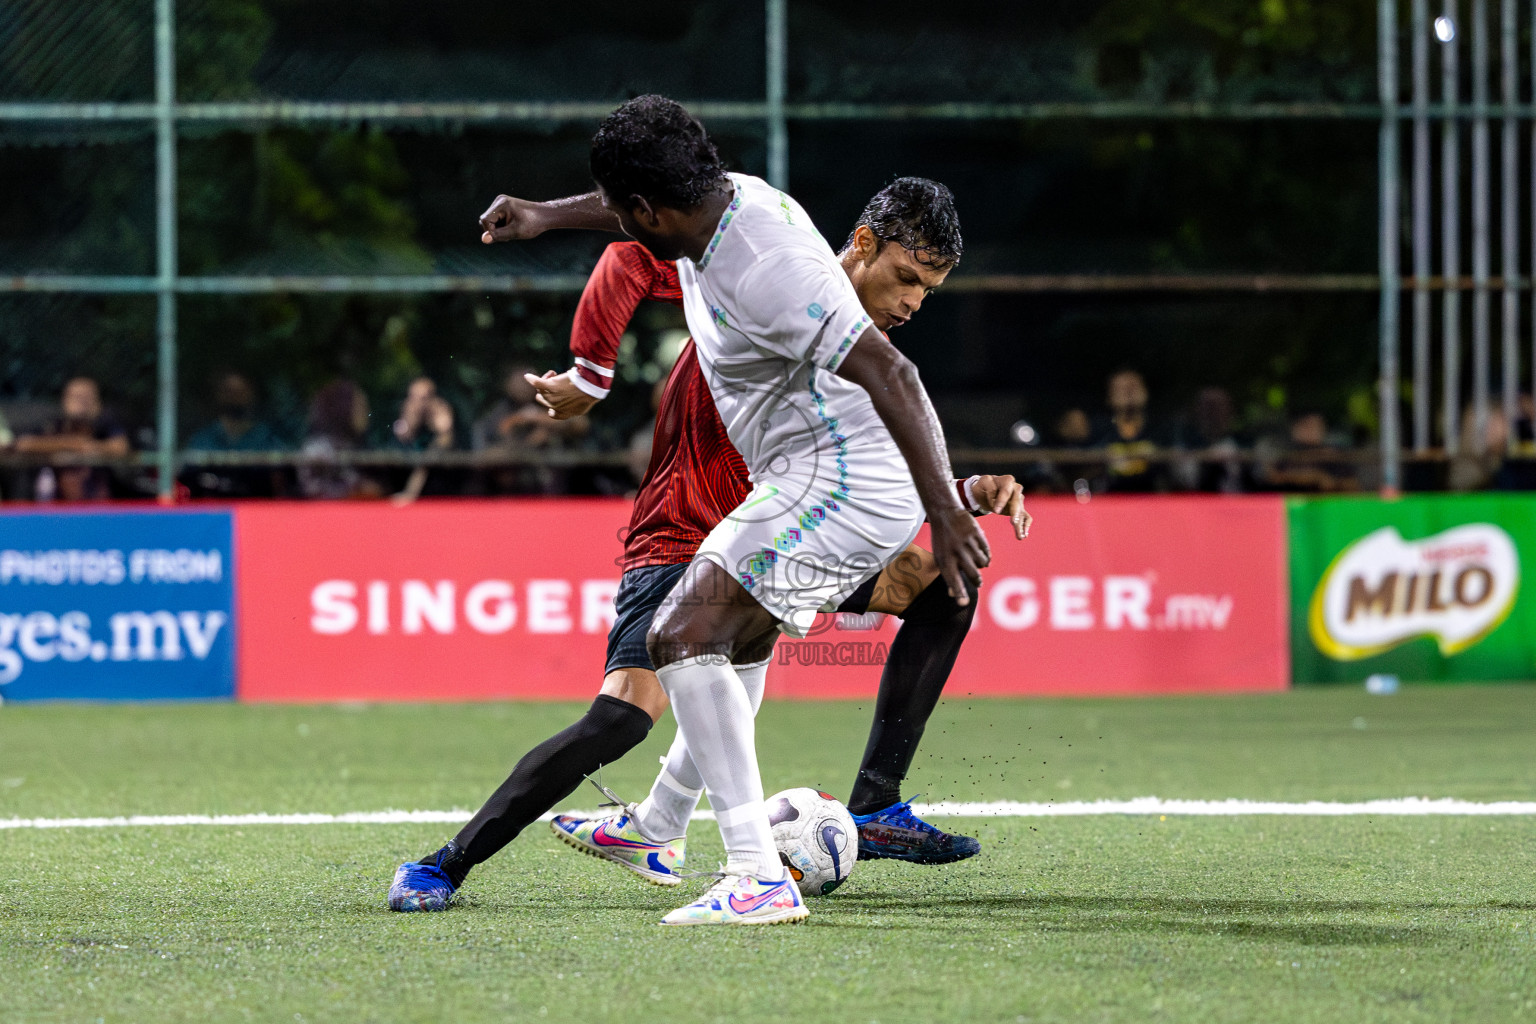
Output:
[1434, 16, 1456, 42]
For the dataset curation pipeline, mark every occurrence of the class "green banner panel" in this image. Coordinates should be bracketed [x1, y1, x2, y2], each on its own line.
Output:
[1289, 495, 1536, 684]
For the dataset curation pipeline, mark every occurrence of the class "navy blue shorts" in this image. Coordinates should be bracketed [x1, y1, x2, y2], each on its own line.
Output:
[604, 563, 691, 675]
[603, 562, 881, 676]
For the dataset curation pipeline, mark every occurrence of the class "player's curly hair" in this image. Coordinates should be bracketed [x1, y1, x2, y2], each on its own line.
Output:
[589, 95, 729, 210]
[845, 177, 963, 268]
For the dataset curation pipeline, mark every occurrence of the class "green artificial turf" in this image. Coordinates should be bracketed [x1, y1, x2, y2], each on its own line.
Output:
[2, 687, 1534, 1023]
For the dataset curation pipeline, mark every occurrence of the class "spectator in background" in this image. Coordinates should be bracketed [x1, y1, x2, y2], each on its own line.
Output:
[1495, 394, 1536, 489]
[386, 376, 456, 505]
[1177, 387, 1247, 493]
[15, 377, 129, 502]
[473, 365, 589, 494]
[1259, 411, 1359, 493]
[0, 406, 12, 500]
[1026, 407, 1092, 495]
[1095, 369, 1166, 493]
[299, 379, 382, 500]
[182, 371, 289, 498]
[1057, 408, 1091, 448]
[1447, 403, 1510, 492]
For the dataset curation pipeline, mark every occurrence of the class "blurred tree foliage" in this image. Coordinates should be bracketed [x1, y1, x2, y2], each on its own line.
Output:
[176, 0, 452, 443]
[1087, 0, 1372, 101]
[1, 0, 1392, 449]
[791, 0, 1372, 102]
[791, 0, 1381, 436]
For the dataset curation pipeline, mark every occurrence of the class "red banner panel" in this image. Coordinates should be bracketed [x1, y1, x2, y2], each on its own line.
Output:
[769, 496, 1290, 699]
[236, 501, 634, 702]
[236, 496, 1289, 703]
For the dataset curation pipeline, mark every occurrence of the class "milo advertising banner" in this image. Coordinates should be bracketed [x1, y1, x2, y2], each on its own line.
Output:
[1289, 495, 1536, 683]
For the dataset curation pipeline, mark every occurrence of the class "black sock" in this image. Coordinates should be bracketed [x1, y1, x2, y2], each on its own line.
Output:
[848, 575, 977, 815]
[429, 695, 652, 882]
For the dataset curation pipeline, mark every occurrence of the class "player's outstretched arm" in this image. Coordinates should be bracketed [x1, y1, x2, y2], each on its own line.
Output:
[836, 328, 990, 604]
[479, 190, 623, 243]
[526, 241, 682, 419]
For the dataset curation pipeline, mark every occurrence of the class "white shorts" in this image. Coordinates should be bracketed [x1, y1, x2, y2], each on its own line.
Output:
[696, 459, 924, 638]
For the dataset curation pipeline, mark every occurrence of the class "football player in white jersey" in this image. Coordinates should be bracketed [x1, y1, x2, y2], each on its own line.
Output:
[570, 96, 990, 926]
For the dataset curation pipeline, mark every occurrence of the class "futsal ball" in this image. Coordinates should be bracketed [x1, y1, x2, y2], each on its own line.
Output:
[767, 787, 858, 896]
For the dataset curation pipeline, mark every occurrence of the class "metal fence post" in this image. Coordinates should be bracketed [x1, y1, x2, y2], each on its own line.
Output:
[1501, 0, 1519, 452]
[1472, 0, 1491, 455]
[154, 0, 178, 502]
[1412, 0, 1431, 453]
[765, 0, 788, 190]
[1444, 0, 1463, 456]
[1381, 0, 1403, 492]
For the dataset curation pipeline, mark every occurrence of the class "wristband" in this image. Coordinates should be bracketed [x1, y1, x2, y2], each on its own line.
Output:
[959, 475, 984, 513]
[566, 366, 609, 400]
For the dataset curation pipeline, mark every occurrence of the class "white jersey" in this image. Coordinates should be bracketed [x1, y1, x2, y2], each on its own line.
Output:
[675, 173, 914, 496]
[677, 174, 923, 635]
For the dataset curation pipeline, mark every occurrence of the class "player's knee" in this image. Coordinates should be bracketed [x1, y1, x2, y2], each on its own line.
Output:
[581, 693, 653, 750]
[645, 624, 713, 671]
[645, 591, 697, 670]
[599, 668, 669, 723]
[645, 626, 680, 671]
[732, 630, 777, 666]
[897, 573, 978, 625]
[645, 607, 733, 670]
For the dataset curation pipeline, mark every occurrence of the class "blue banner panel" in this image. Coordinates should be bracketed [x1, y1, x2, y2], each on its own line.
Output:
[0, 510, 234, 701]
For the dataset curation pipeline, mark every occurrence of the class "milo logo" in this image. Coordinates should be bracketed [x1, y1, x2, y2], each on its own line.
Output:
[1308, 524, 1519, 660]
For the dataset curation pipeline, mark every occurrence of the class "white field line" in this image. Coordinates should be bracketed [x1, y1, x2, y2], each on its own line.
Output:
[3, 797, 1536, 831]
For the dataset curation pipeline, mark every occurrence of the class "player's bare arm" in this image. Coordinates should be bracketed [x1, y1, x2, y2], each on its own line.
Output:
[834, 328, 991, 605]
[479, 190, 621, 243]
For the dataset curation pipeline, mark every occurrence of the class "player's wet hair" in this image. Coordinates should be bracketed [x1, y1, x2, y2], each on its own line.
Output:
[590, 95, 729, 211]
[845, 177, 963, 268]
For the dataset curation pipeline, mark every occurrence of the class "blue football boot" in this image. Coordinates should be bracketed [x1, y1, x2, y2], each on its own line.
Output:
[387, 842, 464, 912]
[850, 798, 980, 864]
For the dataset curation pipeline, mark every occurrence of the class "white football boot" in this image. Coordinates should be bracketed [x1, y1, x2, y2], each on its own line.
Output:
[659, 872, 808, 926]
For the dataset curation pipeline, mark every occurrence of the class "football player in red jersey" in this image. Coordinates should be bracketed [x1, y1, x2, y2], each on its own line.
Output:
[388, 178, 1028, 912]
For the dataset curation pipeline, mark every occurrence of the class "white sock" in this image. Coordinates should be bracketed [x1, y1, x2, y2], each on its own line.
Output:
[636, 657, 770, 841]
[654, 655, 783, 881]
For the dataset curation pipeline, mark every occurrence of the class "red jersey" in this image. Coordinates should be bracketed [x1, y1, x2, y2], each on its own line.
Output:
[568, 242, 750, 570]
